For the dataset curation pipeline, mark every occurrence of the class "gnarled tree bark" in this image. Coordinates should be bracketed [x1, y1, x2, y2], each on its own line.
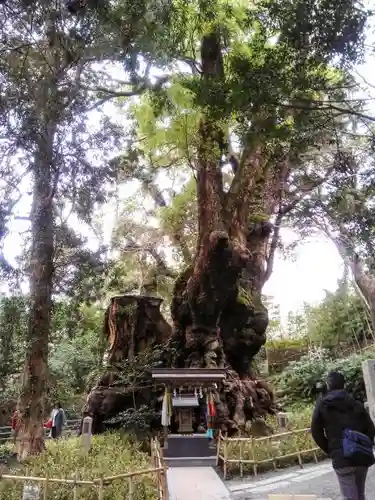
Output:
[82, 295, 171, 433]
[17, 125, 56, 461]
[169, 30, 277, 434]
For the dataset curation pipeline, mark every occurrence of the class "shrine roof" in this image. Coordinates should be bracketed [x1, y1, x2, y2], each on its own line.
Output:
[151, 368, 226, 383]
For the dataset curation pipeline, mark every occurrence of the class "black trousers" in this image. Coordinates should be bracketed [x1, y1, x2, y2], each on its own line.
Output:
[51, 426, 59, 439]
[336, 466, 368, 500]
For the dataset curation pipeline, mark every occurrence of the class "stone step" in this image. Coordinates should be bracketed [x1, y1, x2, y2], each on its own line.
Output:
[164, 434, 216, 458]
[165, 456, 217, 467]
[167, 466, 231, 499]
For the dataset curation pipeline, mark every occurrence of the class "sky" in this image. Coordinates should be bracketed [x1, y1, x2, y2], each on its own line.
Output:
[2, 16, 375, 324]
[263, 231, 344, 320]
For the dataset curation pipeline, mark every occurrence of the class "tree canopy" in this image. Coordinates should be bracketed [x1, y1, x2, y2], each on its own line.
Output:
[0, 0, 375, 452]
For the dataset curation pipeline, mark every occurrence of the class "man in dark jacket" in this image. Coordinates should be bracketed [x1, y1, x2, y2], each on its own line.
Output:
[311, 371, 375, 500]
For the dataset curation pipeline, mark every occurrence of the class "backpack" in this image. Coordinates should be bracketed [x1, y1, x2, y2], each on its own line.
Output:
[342, 429, 375, 467]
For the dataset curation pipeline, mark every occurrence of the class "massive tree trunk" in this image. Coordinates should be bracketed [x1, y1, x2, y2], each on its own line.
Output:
[82, 295, 171, 434]
[169, 30, 277, 433]
[17, 136, 55, 461]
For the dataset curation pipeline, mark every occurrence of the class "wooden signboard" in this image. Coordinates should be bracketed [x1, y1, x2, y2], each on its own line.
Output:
[22, 484, 40, 500]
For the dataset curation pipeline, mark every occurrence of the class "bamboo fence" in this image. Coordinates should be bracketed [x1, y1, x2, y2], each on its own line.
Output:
[0, 420, 80, 442]
[217, 428, 323, 480]
[0, 437, 168, 500]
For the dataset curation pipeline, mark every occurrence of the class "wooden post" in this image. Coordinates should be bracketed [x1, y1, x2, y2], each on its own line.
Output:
[43, 474, 48, 500]
[295, 435, 303, 469]
[73, 472, 78, 500]
[151, 438, 155, 466]
[98, 476, 104, 500]
[251, 438, 257, 476]
[271, 436, 277, 471]
[128, 477, 133, 500]
[239, 440, 244, 478]
[161, 469, 168, 500]
[223, 436, 228, 480]
[81, 416, 93, 455]
[216, 431, 221, 466]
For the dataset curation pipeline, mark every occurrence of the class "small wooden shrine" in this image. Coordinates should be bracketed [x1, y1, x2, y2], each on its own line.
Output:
[151, 368, 226, 440]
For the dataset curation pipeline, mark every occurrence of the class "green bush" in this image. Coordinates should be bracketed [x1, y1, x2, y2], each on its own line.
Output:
[265, 338, 308, 350]
[275, 348, 328, 402]
[276, 347, 375, 405]
[0, 433, 158, 500]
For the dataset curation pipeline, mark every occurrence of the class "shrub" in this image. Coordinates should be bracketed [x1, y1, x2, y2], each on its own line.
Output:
[265, 338, 308, 350]
[0, 433, 159, 500]
[275, 347, 329, 402]
[276, 346, 375, 405]
[221, 406, 324, 477]
[265, 338, 309, 374]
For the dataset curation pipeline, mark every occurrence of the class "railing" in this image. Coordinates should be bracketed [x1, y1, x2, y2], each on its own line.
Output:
[217, 428, 323, 480]
[151, 437, 168, 500]
[0, 437, 168, 500]
[0, 419, 80, 442]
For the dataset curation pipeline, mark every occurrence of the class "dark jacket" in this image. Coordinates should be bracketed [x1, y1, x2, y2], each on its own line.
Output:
[311, 390, 375, 469]
[51, 408, 67, 432]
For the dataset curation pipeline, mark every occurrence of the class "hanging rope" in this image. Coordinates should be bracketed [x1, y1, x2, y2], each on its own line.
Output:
[206, 389, 216, 439]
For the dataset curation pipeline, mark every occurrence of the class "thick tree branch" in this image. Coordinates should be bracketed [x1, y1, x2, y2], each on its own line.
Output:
[281, 166, 336, 215]
[141, 179, 167, 208]
[84, 75, 169, 111]
[263, 210, 283, 283]
[278, 101, 375, 123]
[123, 238, 176, 279]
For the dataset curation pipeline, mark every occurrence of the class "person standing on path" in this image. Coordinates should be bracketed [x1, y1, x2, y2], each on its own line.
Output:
[51, 402, 67, 439]
[11, 408, 20, 445]
[311, 371, 375, 500]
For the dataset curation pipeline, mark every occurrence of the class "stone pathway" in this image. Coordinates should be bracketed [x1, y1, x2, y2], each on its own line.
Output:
[167, 466, 231, 500]
[227, 459, 375, 499]
[227, 462, 333, 499]
[167, 460, 375, 499]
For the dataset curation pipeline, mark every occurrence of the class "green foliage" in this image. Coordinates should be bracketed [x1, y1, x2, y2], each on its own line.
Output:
[0, 295, 105, 407]
[49, 331, 103, 394]
[265, 338, 308, 350]
[0, 296, 28, 394]
[102, 343, 175, 393]
[105, 405, 155, 439]
[276, 346, 375, 405]
[159, 177, 197, 253]
[266, 0, 367, 63]
[305, 286, 371, 348]
[0, 433, 158, 500]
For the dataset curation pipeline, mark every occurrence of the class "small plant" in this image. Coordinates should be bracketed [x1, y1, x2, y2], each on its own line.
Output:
[0, 433, 159, 500]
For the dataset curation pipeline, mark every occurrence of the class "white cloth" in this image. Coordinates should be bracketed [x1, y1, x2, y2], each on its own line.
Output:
[51, 409, 58, 427]
[161, 392, 170, 427]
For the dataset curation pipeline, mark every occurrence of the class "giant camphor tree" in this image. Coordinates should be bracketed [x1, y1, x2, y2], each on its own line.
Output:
[86, 0, 371, 433]
[1, 0, 371, 448]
